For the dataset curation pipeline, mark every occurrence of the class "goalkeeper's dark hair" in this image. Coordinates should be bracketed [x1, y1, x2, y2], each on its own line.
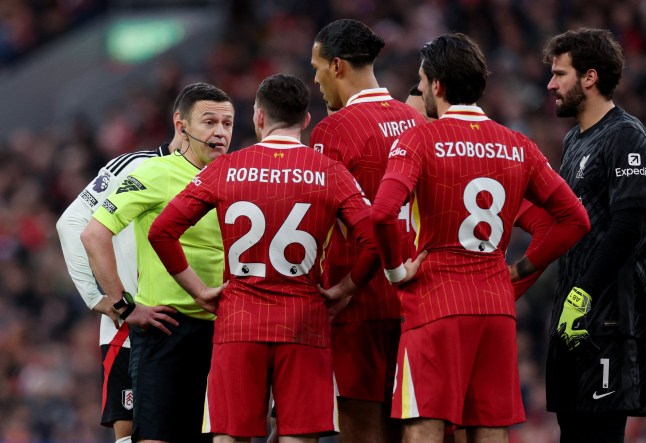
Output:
[256, 74, 310, 127]
[542, 28, 624, 100]
[315, 19, 385, 68]
[175, 82, 233, 120]
[420, 33, 488, 105]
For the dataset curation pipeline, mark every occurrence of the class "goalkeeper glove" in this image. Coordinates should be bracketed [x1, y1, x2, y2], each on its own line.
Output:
[557, 286, 592, 351]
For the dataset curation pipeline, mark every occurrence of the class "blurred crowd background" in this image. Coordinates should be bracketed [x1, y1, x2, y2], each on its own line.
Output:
[1, 0, 646, 442]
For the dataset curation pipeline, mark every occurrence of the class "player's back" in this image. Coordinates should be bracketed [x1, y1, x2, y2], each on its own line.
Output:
[389, 109, 551, 328]
[410, 118, 532, 255]
[311, 90, 425, 322]
[312, 92, 425, 200]
[199, 138, 369, 346]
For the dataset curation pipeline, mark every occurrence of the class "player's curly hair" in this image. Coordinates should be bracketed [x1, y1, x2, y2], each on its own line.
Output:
[542, 28, 624, 100]
[315, 19, 385, 67]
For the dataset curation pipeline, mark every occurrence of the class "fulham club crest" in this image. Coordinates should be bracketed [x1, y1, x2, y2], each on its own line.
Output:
[122, 389, 134, 410]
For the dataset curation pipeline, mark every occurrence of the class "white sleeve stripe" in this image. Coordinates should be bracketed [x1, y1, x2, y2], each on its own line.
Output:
[108, 151, 158, 175]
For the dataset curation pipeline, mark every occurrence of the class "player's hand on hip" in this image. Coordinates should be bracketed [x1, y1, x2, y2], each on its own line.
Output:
[557, 287, 594, 351]
[126, 304, 179, 335]
[195, 281, 228, 314]
[400, 250, 429, 284]
[319, 274, 358, 319]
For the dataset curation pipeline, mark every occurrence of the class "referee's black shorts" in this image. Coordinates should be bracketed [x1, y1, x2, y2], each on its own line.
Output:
[130, 312, 213, 443]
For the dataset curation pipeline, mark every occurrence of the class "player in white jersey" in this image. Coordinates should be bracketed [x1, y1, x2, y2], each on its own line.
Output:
[56, 85, 193, 443]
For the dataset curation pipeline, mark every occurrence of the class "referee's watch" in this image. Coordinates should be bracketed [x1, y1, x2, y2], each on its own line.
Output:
[113, 291, 136, 320]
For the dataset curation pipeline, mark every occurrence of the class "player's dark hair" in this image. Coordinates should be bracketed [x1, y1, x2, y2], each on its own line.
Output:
[256, 74, 310, 127]
[315, 19, 385, 68]
[420, 33, 488, 105]
[542, 28, 624, 99]
[408, 83, 422, 97]
[176, 82, 233, 119]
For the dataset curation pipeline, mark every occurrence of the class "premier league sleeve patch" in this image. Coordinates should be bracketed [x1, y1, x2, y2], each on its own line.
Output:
[92, 173, 111, 193]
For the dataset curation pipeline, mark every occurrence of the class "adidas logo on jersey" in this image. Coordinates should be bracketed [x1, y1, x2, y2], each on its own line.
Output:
[388, 139, 407, 158]
[116, 176, 147, 194]
[389, 147, 407, 158]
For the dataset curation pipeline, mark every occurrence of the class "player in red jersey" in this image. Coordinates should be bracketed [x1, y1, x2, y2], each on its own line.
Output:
[371, 33, 590, 443]
[405, 83, 433, 122]
[310, 19, 427, 443]
[149, 74, 407, 443]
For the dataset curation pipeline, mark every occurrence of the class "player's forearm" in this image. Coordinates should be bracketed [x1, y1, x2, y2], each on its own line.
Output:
[169, 266, 208, 301]
[371, 178, 409, 272]
[80, 219, 125, 304]
[348, 217, 381, 287]
[148, 202, 191, 274]
[57, 200, 104, 309]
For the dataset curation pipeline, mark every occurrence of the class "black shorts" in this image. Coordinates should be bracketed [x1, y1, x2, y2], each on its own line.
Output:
[130, 312, 213, 443]
[546, 333, 642, 413]
[557, 411, 627, 443]
[100, 344, 133, 427]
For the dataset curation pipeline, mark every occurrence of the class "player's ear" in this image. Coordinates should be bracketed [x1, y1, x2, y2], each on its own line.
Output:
[332, 57, 345, 78]
[254, 106, 265, 129]
[302, 112, 311, 131]
[432, 79, 444, 99]
[174, 116, 186, 136]
[582, 68, 598, 90]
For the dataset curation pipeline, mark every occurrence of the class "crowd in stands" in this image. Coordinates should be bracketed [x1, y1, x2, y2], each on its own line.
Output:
[0, 0, 107, 69]
[1, 0, 646, 441]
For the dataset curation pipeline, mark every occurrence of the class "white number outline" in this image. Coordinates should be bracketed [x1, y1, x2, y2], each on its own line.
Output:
[600, 358, 610, 388]
[458, 177, 506, 252]
[226, 201, 317, 277]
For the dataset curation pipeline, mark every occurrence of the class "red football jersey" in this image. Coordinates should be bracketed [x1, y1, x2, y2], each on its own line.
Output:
[310, 88, 427, 322]
[171, 136, 372, 347]
[379, 105, 566, 330]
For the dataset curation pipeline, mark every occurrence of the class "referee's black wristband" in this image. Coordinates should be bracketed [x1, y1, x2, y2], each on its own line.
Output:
[119, 303, 136, 320]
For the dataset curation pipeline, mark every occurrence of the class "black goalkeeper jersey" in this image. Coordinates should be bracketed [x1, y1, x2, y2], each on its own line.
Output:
[547, 107, 646, 413]
[553, 107, 646, 337]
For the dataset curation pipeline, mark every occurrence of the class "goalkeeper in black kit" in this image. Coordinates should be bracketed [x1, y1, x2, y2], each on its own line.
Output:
[543, 28, 646, 443]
